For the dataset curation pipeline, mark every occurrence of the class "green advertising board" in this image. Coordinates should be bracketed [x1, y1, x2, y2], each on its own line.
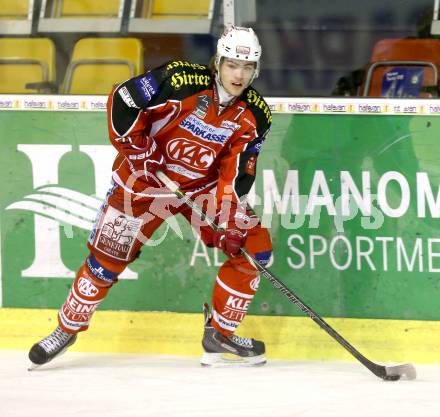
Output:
[1, 103, 439, 321]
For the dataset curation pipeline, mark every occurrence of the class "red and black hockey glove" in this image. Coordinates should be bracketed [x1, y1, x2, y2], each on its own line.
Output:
[213, 227, 246, 258]
[212, 203, 256, 257]
[121, 136, 166, 180]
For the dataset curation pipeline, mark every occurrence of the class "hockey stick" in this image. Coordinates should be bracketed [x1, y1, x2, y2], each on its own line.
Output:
[157, 170, 416, 381]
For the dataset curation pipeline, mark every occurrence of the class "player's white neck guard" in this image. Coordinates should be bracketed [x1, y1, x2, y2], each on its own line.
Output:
[215, 74, 236, 107]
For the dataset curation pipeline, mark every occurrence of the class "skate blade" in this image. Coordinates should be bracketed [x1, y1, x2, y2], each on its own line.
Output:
[201, 352, 266, 367]
[28, 362, 42, 371]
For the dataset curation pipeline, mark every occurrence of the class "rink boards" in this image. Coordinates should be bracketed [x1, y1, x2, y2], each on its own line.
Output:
[1, 96, 440, 362]
[2, 307, 440, 363]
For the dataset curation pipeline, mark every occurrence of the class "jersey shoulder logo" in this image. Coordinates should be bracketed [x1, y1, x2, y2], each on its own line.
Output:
[245, 88, 272, 126]
[134, 73, 158, 103]
[165, 61, 211, 90]
[166, 60, 207, 71]
[170, 70, 211, 90]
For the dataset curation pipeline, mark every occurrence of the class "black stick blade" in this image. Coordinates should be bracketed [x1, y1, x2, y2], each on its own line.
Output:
[383, 363, 417, 381]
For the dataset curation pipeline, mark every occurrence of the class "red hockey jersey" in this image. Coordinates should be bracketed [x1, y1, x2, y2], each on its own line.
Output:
[107, 60, 272, 207]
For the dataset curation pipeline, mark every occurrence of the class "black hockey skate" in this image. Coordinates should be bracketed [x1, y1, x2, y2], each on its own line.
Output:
[201, 303, 266, 367]
[28, 326, 77, 369]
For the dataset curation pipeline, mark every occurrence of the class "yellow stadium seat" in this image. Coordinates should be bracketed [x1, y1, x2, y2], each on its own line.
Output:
[38, 0, 125, 33]
[52, 0, 123, 18]
[0, 0, 30, 19]
[0, 0, 33, 34]
[145, 0, 212, 19]
[129, 0, 213, 33]
[62, 38, 144, 95]
[0, 38, 56, 93]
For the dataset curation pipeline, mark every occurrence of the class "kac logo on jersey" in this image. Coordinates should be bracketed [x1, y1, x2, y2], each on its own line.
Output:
[167, 138, 215, 170]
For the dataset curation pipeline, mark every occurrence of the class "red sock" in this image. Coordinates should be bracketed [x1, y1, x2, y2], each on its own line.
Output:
[58, 263, 112, 333]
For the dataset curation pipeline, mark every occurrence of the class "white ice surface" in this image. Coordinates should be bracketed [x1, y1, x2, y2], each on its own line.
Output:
[0, 350, 439, 417]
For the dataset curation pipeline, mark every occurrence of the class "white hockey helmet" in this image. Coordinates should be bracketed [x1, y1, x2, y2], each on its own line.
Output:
[216, 26, 262, 81]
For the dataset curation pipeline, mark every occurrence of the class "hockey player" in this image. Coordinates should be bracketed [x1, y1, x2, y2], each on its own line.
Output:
[29, 26, 272, 367]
